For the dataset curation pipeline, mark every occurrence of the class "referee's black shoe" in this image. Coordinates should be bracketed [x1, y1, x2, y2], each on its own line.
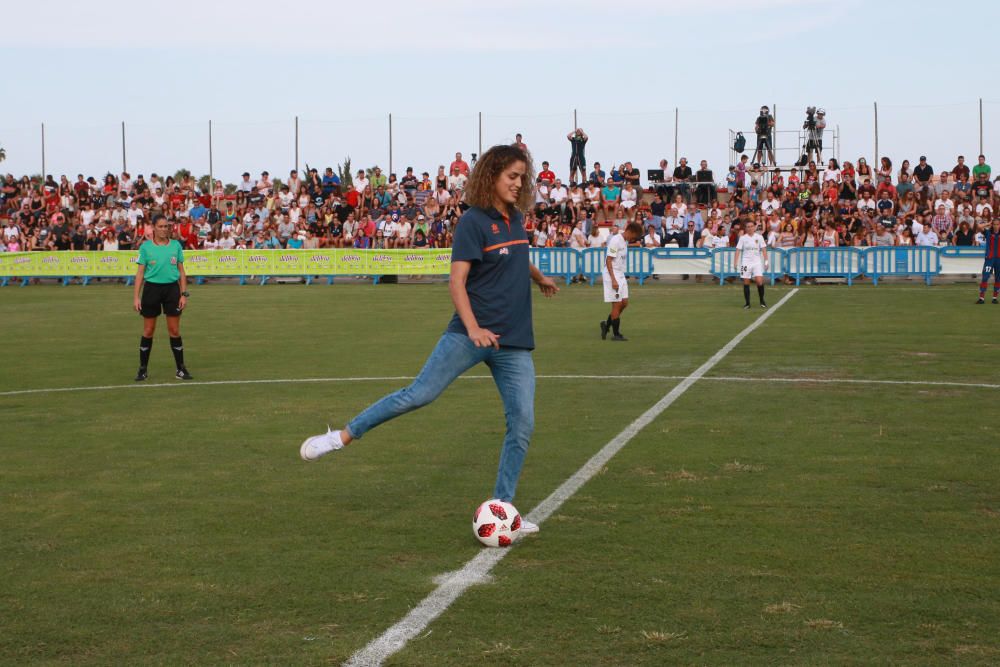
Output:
[611, 334, 629, 342]
[134, 367, 148, 382]
[175, 367, 194, 380]
[599, 320, 609, 340]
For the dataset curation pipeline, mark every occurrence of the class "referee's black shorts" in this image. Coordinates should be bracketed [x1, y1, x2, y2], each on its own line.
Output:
[140, 281, 182, 318]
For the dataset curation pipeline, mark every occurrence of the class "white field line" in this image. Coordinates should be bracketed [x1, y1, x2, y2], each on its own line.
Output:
[341, 288, 800, 667]
[2, 371, 997, 399]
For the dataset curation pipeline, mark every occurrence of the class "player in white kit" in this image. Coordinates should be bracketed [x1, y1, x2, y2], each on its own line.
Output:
[600, 222, 643, 341]
[733, 219, 769, 309]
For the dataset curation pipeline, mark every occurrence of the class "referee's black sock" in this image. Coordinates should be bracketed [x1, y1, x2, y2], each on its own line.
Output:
[611, 318, 621, 336]
[757, 283, 766, 304]
[743, 284, 751, 306]
[605, 314, 613, 328]
[139, 336, 153, 368]
[169, 336, 185, 370]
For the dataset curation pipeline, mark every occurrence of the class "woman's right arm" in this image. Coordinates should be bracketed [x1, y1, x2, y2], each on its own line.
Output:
[133, 264, 145, 312]
[449, 260, 497, 348]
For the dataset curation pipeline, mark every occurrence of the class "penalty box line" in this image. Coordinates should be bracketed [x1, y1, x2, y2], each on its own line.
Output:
[342, 288, 800, 667]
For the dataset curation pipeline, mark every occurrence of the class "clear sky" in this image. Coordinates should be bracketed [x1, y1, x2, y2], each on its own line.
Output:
[1, 0, 997, 183]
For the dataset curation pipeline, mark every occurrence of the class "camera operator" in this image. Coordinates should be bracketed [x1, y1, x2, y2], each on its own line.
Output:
[803, 107, 826, 164]
[752, 106, 776, 166]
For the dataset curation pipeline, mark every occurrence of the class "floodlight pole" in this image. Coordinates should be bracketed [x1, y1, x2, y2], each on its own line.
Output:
[121, 121, 127, 173]
[980, 98, 984, 155]
[41, 123, 46, 179]
[873, 101, 879, 168]
[208, 120, 214, 198]
[388, 113, 393, 176]
[673, 107, 678, 165]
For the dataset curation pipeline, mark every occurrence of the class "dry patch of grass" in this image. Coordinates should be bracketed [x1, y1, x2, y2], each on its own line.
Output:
[723, 460, 765, 473]
[763, 601, 801, 615]
[641, 630, 687, 642]
[482, 642, 520, 656]
[954, 644, 1000, 657]
[805, 619, 844, 630]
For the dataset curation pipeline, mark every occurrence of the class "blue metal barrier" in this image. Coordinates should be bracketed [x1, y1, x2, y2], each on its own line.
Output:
[580, 248, 606, 285]
[938, 246, 985, 258]
[651, 247, 712, 261]
[625, 247, 654, 285]
[574, 246, 653, 285]
[529, 247, 580, 284]
[866, 246, 940, 285]
[785, 247, 864, 285]
[710, 247, 786, 285]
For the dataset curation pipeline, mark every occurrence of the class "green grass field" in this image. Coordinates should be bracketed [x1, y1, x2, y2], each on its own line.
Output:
[2, 282, 998, 665]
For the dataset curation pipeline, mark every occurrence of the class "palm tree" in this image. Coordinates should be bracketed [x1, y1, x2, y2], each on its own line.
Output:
[0, 145, 6, 163]
[197, 174, 212, 194]
[338, 157, 353, 189]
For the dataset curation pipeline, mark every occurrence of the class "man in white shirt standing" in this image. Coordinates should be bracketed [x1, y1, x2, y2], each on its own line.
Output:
[734, 219, 769, 309]
[600, 222, 643, 341]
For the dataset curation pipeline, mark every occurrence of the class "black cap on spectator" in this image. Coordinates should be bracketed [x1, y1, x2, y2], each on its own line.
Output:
[919, 156, 927, 161]
[243, 172, 250, 177]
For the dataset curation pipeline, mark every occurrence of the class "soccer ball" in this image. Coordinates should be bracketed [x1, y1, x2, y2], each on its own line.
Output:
[472, 499, 522, 547]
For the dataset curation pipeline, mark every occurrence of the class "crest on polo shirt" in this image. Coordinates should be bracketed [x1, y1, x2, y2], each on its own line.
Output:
[491, 223, 500, 234]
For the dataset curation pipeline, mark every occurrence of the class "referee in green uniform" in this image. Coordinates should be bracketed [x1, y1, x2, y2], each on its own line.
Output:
[132, 214, 193, 381]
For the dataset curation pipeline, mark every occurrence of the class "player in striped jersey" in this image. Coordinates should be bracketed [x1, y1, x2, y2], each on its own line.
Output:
[977, 217, 1000, 304]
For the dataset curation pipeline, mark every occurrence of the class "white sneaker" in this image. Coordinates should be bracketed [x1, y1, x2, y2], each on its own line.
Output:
[300, 429, 345, 461]
[519, 518, 540, 535]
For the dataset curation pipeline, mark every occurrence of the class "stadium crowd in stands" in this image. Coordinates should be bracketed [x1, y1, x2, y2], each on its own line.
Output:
[0, 136, 997, 255]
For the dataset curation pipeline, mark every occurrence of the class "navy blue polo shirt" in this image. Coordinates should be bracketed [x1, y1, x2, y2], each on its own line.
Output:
[447, 206, 534, 350]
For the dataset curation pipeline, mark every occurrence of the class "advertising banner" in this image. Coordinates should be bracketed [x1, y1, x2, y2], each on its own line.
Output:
[0, 249, 456, 277]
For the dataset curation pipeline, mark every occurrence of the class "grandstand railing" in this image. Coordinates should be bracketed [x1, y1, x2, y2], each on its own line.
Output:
[0, 246, 986, 287]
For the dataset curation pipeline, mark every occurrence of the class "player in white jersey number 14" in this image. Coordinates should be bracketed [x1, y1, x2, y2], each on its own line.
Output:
[733, 220, 769, 309]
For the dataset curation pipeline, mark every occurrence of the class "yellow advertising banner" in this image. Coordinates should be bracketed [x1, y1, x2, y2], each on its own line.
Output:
[0, 249, 454, 277]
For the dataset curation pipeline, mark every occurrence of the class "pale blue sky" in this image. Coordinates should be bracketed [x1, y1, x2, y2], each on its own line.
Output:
[1, 0, 997, 183]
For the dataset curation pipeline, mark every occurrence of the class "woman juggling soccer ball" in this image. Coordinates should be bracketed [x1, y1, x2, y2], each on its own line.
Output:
[299, 144, 560, 535]
[132, 214, 193, 381]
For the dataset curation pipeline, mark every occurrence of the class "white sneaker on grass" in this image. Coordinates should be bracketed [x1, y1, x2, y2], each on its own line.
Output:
[519, 519, 540, 535]
[300, 429, 345, 461]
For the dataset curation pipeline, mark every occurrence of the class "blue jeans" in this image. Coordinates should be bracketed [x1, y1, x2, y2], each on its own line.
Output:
[347, 332, 535, 503]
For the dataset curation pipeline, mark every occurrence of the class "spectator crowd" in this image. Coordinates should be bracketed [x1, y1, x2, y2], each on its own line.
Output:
[1, 130, 997, 257]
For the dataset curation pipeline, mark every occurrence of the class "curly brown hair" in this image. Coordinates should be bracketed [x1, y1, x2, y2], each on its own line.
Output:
[463, 144, 534, 213]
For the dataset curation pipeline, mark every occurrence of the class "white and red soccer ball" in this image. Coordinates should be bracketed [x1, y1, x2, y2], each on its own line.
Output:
[472, 499, 521, 547]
